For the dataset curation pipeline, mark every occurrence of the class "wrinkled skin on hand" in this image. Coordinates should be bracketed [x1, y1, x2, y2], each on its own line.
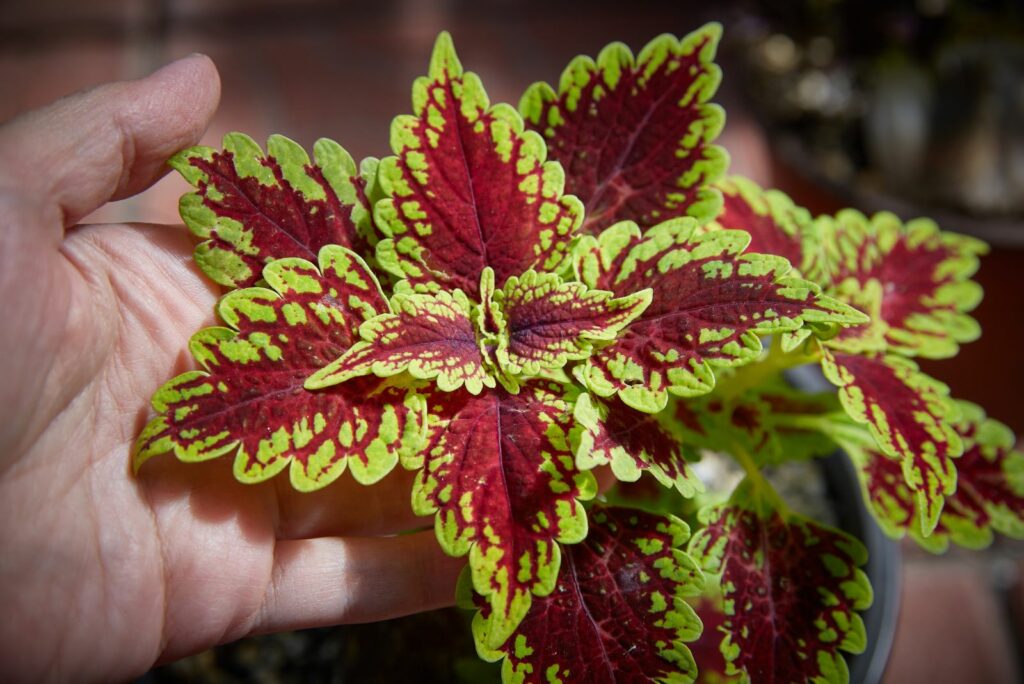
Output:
[0, 56, 461, 682]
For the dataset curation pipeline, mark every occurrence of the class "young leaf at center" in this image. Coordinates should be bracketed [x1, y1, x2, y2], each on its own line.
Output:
[483, 267, 651, 378]
[306, 288, 494, 394]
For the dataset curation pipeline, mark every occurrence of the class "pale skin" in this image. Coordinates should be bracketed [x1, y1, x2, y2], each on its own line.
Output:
[0, 55, 464, 682]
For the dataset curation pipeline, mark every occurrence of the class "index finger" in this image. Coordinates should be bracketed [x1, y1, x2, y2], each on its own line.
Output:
[0, 54, 220, 230]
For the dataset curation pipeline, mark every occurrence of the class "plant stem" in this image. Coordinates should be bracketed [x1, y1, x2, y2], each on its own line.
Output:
[714, 336, 820, 401]
[729, 440, 787, 513]
[774, 412, 875, 449]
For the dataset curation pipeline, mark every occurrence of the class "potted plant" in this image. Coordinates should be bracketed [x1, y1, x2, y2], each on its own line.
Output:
[135, 23, 1023, 683]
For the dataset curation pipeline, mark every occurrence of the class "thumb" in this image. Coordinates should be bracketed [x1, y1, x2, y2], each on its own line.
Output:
[0, 54, 220, 229]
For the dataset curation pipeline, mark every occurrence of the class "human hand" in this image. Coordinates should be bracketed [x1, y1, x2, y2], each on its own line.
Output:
[0, 55, 463, 682]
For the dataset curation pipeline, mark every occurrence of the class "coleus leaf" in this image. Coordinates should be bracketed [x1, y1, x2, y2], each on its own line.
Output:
[573, 392, 704, 497]
[172, 133, 376, 287]
[306, 287, 494, 394]
[671, 379, 841, 466]
[473, 505, 705, 684]
[687, 590, 742, 684]
[820, 347, 962, 534]
[482, 268, 652, 377]
[573, 218, 866, 412]
[134, 247, 426, 489]
[374, 32, 583, 297]
[711, 176, 812, 273]
[710, 180, 988, 359]
[689, 482, 872, 684]
[816, 210, 987, 359]
[848, 400, 1024, 552]
[521, 23, 728, 234]
[405, 381, 597, 647]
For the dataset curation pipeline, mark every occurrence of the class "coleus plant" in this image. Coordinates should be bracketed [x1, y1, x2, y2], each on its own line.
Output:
[134, 22, 1024, 684]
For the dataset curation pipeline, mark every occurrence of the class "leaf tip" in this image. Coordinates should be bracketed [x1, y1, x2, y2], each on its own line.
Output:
[429, 30, 462, 80]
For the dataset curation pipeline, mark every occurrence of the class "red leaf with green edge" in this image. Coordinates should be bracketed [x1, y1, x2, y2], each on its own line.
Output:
[306, 288, 495, 394]
[820, 348, 962, 534]
[573, 392, 703, 497]
[374, 32, 583, 297]
[710, 176, 812, 272]
[134, 247, 426, 489]
[687, 591, 743, 684]
[671, 380, 841, 467]
[172, 133, 376, 288]
[482, 267, 652, 378]
[708, 183, 988, 359]
[847, 401, 1024, 552]
[404, 381, 597, 647]
[520, 24, 727, 235]
[473, 505, 705, 684]
[572, 218, 866, 413]
[688, 484, 873, 684]
[815, 210, 987, 359]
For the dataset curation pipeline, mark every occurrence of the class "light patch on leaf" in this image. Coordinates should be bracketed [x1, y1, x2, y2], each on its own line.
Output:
[484, 268, 651, 377]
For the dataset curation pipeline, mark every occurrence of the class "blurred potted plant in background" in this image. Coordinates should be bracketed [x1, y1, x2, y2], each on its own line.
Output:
[135, 21, 1023, 684]
[731, 0, 1024, 243]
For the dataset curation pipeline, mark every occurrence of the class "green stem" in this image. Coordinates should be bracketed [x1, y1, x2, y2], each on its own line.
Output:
[714, 336, 820, 402]
[773, 412, 875, 449]
[729, 440, 787, 513]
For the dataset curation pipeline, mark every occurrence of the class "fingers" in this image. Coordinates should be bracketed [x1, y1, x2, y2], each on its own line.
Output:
[273, 466, 428, 540]
[0, 54, 220, 229]
[252, 531, 465, 635]
[140, 455, 429, 541]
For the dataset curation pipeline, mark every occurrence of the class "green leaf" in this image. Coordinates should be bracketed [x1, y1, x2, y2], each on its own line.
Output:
[671, 379, 841, 466]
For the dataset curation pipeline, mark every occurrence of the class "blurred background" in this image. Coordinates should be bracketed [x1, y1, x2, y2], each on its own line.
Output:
[2, 0, 1022, 681]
